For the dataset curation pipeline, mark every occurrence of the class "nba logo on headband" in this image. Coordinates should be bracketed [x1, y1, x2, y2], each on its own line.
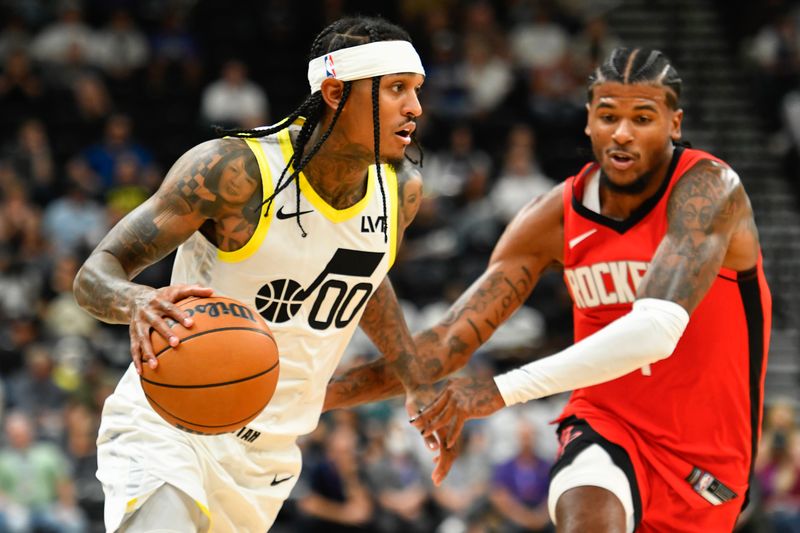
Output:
[308, 41, 425, 93]
[324, 54, 336, 78]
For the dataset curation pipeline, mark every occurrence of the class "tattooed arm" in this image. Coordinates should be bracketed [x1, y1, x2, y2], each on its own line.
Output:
[324, 184, 564, 410]
[73, 138, 263, 373]
[639, 159, 759, 308]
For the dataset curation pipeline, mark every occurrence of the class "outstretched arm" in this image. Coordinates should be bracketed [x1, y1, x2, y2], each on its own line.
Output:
[324, 185, 564, 411]
[74, 138, 263, 373]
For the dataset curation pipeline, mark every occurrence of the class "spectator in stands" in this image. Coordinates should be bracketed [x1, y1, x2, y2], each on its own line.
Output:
[6, 344, 68, 440]
[30, 1, 95, 66]
[63, 401, 103, 531]
[80, 113, 154, 190]
[42, 253, 97, 339]
[104, 154, 151, 225]
[52, 73, 114, 161]
[0, 172, 43, 261]
[92, 9, 149, 82]
[0, 15, 31, 63]
[462, 35, 514, 119]
[746, 10, 800, 130]
[41, 159, 107, 257]
[201, 59, 270, 129]
[489, 124, 555, 223]
[366, 418, 435, 533]
[0, 318, 39, 378]
[0, 48, 45, 139]
[570, 15, 623, 77]
[298, 425, 374, 532]
[756, 426, 800, 532]
[461, 0, 507, 61]
[418, 31, 469, 125]
[0, 410, 86, 533]
[488, 418, 553, 533]
[4, 118, 56, 206]
[424, 124, 492, 208]
[508, 2, 569, 72]
[147, 7, 202, 93]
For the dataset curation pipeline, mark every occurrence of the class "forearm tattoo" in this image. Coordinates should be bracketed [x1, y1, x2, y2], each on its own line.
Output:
[359, 278, 430, 387]
[394, 263, 538, 379]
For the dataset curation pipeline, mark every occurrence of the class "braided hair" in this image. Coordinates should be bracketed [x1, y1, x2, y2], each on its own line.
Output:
[588, 47, 682, 109]
[215, 16, 417, 241]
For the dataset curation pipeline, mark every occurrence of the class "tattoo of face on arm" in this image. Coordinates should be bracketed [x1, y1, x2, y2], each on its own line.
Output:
[640, 159, 744, 311]
[169, 139, 263, 251]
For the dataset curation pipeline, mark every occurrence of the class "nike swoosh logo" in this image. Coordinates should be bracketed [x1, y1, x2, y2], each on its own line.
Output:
[276, 206, 314, 220]
[271, 474, 294, 486]
[568, 228, 598, 249]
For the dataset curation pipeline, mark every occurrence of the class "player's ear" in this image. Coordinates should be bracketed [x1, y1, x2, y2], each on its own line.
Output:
[320, 78, 347, 111]
[670, 108, 683, 141]
[584, 102, 592, 137]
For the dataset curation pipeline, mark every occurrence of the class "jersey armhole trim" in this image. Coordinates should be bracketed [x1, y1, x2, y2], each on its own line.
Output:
[386, 165, 398, 267]
[217, 137, 275, 263]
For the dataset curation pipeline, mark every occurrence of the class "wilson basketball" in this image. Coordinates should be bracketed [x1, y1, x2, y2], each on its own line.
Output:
[140, 295, 279, 435]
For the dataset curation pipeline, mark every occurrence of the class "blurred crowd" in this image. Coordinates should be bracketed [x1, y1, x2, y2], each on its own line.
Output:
[741, 0, 800, 204]
[0, 0, 796, 531]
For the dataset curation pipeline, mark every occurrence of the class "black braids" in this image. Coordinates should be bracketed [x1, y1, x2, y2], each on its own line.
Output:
[366, 23, 388, 244]
[587, 47, 683, 109]
[273, 81, 354, 235]
[405, 134, 424, 167]
[371, 76, 388, 244]
[291, 82, 353, 177]
[255, 92, 324, 219]
[285, 97, 327, 236]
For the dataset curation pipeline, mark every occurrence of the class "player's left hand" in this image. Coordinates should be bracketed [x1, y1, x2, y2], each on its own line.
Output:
[410, 376, 505, 450]
[405, 384, 442, 451]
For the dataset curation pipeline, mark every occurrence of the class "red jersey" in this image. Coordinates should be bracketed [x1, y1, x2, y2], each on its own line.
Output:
[558, 146, 772, 509]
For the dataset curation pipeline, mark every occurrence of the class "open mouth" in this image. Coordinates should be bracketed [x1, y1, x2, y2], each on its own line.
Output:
[608, 151, 635, 169]
[394, 124, 415, 144]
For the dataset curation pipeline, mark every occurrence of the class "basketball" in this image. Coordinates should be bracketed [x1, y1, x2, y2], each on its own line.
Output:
[140, 295, 279, 435]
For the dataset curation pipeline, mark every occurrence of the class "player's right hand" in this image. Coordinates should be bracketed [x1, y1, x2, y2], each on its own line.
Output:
[128, 284, 214, 374]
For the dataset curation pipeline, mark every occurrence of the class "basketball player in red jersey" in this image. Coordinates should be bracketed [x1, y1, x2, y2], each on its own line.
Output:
[324, 47, 772, 532]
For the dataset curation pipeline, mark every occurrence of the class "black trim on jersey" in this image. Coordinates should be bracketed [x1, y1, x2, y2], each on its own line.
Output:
[718, 265, 758, 283]
[737, 272, 766, 511]
[571, 146, 685, 234]
[551, 416, 643, 528]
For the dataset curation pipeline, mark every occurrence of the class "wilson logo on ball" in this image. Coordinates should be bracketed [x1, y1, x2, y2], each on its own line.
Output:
[166, 301, 258, 326]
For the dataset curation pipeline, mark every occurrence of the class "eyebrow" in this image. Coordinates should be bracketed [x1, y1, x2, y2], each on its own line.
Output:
[594, 101, 659, 112]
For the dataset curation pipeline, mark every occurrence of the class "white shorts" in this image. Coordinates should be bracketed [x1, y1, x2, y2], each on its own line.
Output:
[548, 444, 636, 533]
[97, 370, 302, 533]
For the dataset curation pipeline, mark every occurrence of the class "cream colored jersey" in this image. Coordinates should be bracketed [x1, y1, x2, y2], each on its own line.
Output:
[97, 121, 400, 532]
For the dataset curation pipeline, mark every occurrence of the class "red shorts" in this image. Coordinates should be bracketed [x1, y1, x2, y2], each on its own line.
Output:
[552, 416, 744, 532]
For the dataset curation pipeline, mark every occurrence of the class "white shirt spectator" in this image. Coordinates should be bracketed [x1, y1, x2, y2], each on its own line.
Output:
[92, 10, 149, 74]
[30, 6, 96, 65]
[201, 59, 269, 128]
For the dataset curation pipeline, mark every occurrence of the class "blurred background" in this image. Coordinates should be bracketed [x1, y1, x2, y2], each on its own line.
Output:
[0, 0, 798, 531]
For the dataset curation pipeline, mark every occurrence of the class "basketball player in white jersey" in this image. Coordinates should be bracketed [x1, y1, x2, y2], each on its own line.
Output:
[73, 16, 450, 532]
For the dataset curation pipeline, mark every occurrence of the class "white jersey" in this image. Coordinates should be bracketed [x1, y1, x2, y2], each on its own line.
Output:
[97, 121, 399, 532]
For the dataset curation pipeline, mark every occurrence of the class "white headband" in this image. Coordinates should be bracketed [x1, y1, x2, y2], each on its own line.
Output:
[307, 40, 425, 93]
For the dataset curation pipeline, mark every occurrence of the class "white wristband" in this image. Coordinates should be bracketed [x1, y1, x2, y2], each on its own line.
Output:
[494, 298, 689, 406]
